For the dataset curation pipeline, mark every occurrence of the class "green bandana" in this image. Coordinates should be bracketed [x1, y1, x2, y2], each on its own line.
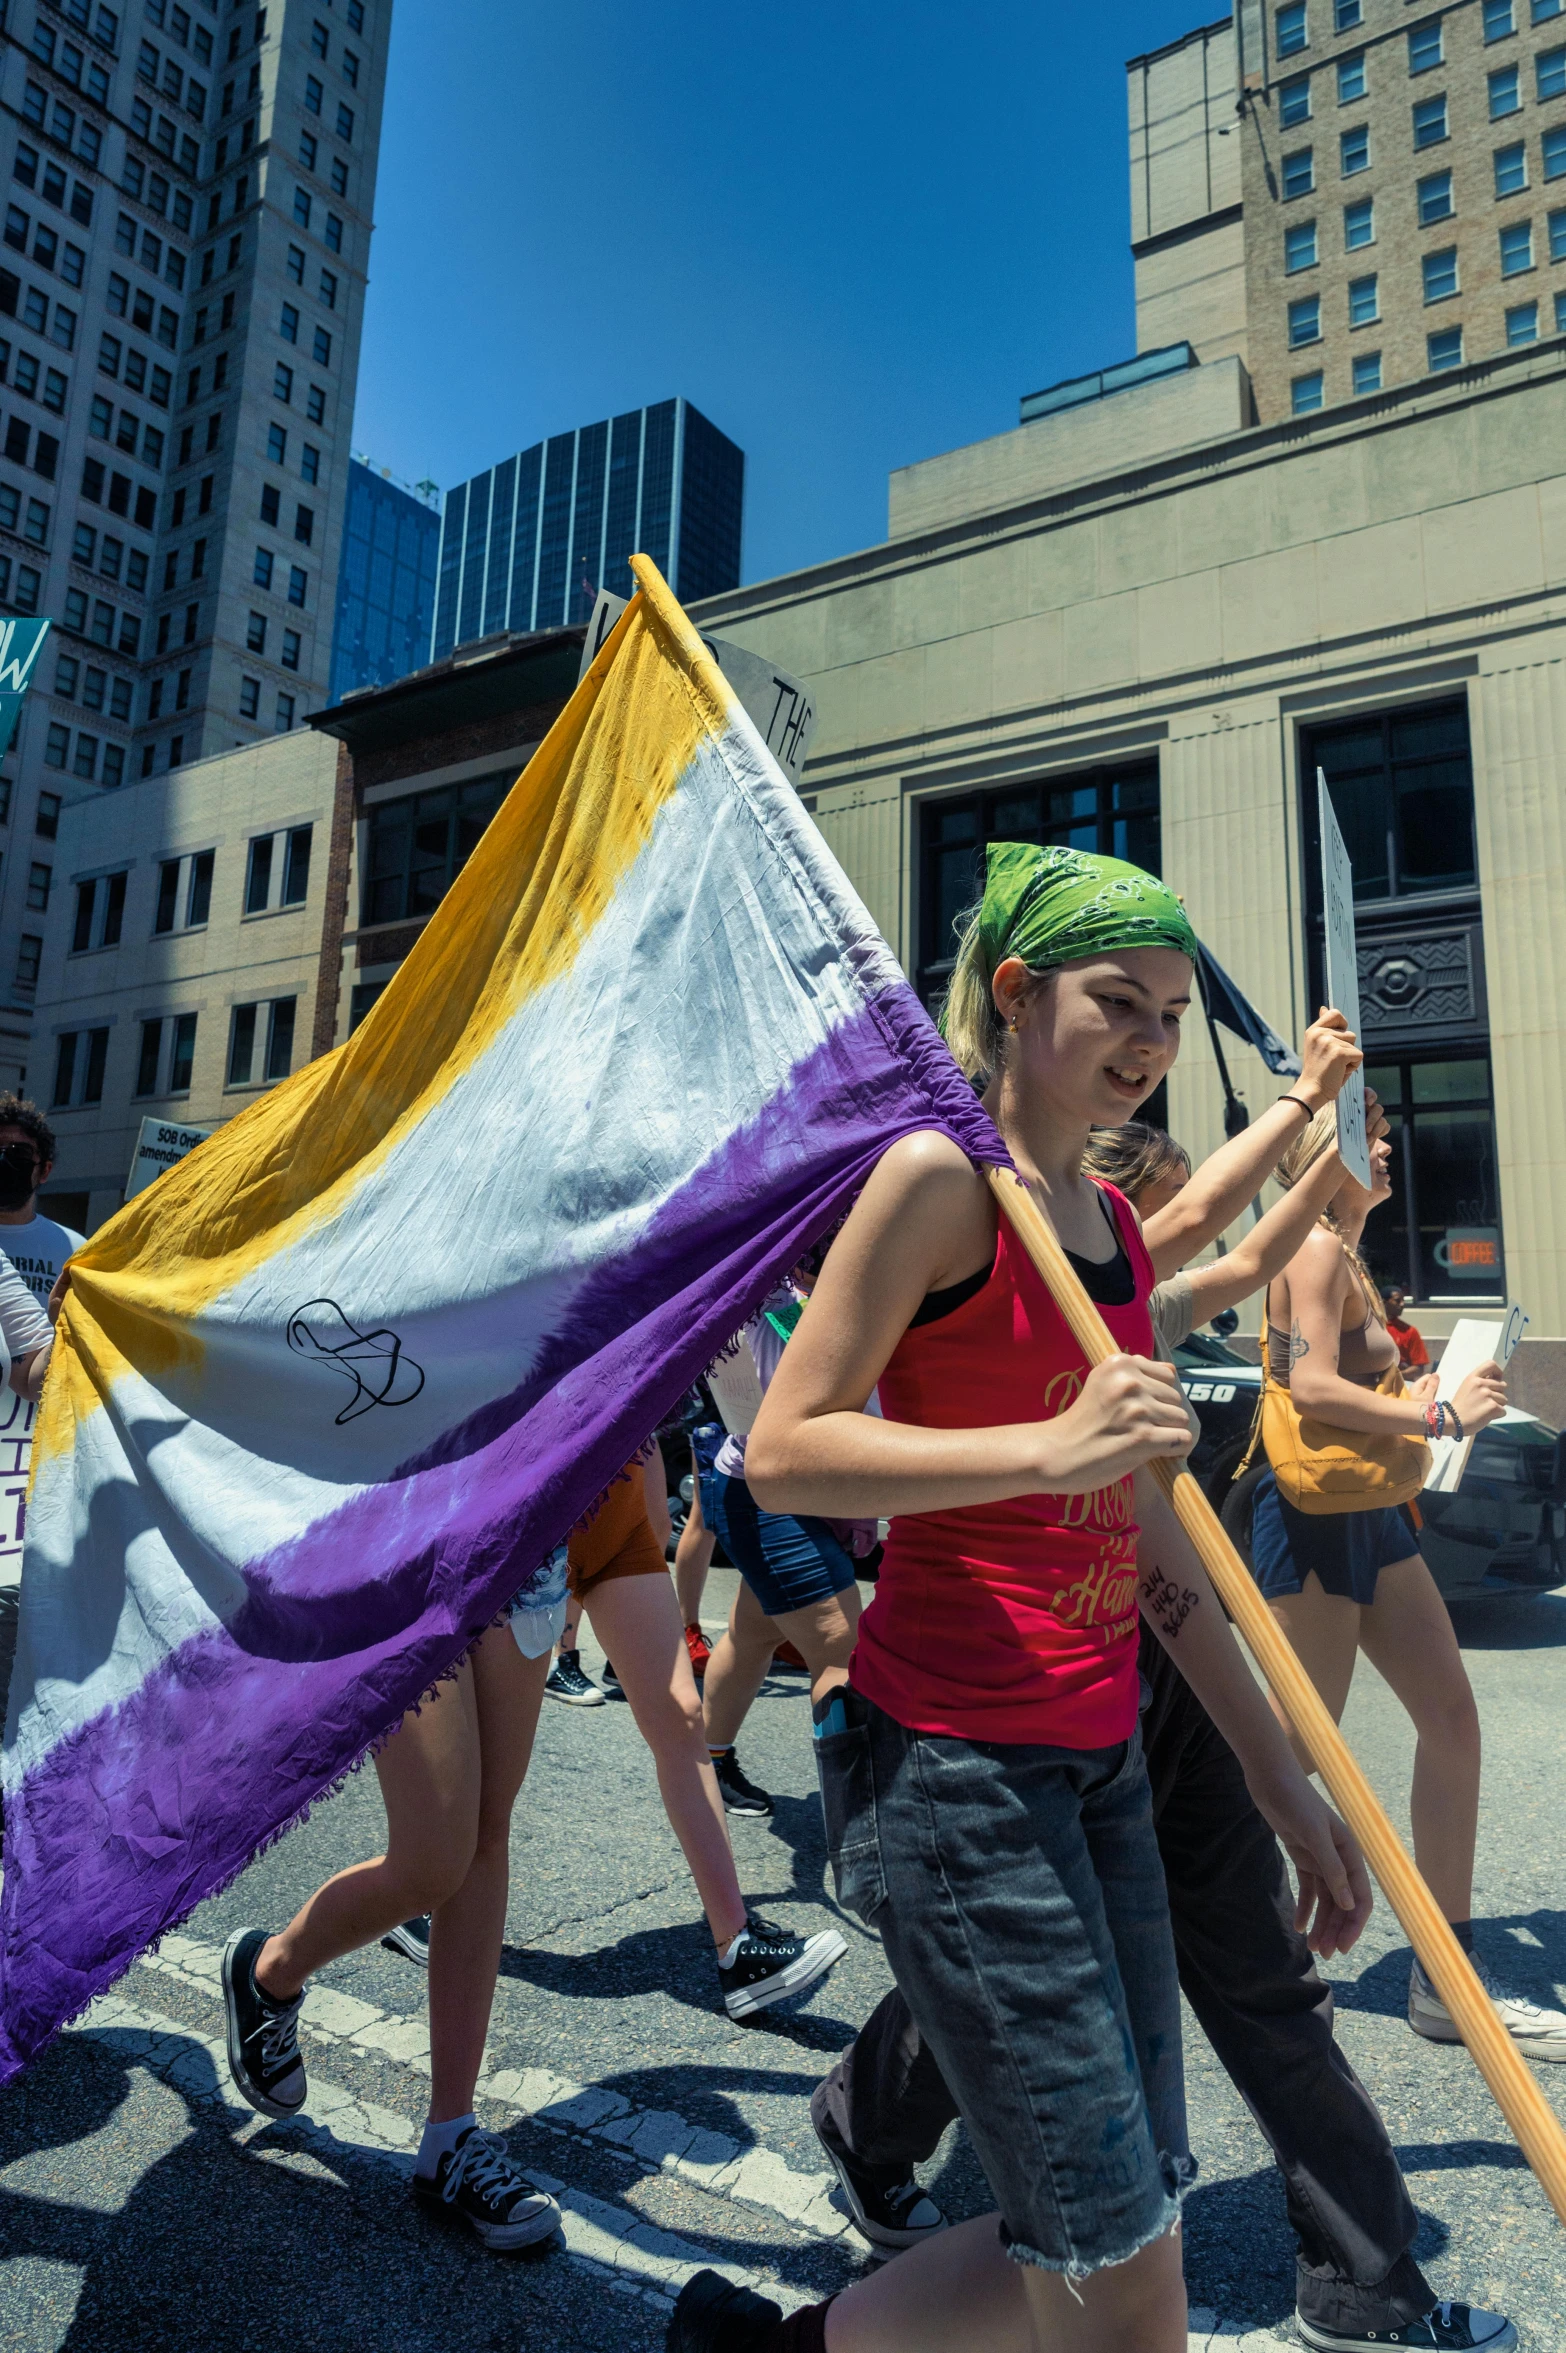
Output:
[976, 840, 1197, 984]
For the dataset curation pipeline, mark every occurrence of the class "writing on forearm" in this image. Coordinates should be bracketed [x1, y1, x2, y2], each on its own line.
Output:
[1288, 1319, 1310, 1363]
[1140, 1566, 1199, 1640]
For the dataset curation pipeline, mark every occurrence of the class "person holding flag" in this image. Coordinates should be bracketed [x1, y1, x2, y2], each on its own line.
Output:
[670, 842, 1371, 2353]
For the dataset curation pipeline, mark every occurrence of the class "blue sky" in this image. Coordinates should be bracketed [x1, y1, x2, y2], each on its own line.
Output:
[351, 1, 1210, 588]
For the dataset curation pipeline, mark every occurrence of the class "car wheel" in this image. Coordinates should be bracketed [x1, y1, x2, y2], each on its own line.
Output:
[1219, 1459, 1271, 1570]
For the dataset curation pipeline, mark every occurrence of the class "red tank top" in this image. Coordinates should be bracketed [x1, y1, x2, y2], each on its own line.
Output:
[850, 1184, 1155, 1748]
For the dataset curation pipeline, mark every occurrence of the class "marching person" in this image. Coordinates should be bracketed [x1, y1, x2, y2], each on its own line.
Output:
[1256, 1111, 1566, 2064]
[669, 841, 1371, 2353]
[803, 1076, 1518, 2353]
[1382, 1286, 1431, 1375]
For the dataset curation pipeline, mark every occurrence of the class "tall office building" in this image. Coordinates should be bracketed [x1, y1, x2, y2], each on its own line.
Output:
[0, 0, 393, 1095]
[430, 397, 743, 663]
[1129, 0, 1566, 424]
[327, 452, 437, 700]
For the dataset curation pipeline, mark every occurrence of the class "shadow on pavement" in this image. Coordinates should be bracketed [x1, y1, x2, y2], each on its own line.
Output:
[497, 1917, 857, 2048]
[1449, 1591, 1566, 1650]
[1330, 1912, 1566, 2016]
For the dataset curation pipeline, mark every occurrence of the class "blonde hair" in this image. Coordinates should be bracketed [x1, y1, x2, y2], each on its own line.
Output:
[1081, 1123, 1191, 1204]
[939, 899, 1049, 1083]
[1275, 1103, 1384, 1316]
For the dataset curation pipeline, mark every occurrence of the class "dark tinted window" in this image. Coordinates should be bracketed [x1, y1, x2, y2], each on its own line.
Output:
[1304, 698, 1474, 903]
[363, 771, 511, 928]
[1360, 1055, 1503, 1301]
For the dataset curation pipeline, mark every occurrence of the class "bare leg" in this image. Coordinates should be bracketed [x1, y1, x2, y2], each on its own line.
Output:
[825, 2211, 1185, 2353]
[256, 1657, 484, 2002]
[555, 1599, 584, 1658]
[674, 1463, 715, 1627]
[582, 1572, 747, 1949]
[1356, 1553, 1481, 1923]
[769, 1582, 861, 1706]
[701, 1571, 783, 1750]
[1264, 1575, 1362, 1778]
[425, 1625, 550, 2120]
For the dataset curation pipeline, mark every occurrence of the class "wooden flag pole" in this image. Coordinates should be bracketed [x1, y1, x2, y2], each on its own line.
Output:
[987, 1165, 1566, 2227]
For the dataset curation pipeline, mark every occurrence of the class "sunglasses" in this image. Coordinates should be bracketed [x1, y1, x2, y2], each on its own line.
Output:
[0, 1143, 38, 1174]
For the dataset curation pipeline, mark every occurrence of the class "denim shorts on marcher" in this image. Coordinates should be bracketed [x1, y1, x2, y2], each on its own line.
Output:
[814, 1683, 1193, 2278]
[699, 1471, 857, 1619]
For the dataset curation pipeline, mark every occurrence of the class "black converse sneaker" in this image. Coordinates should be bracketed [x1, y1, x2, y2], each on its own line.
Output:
[412, 2124, 562, 2251]
[808, 2080, 949, 2250]
[711, 1747, 773, 1817]
[221, 1926, 306, 2118]
[381, 1915, 431, 1965]
[1296, 2301, 1517, 2352]
[719, 1914, 846, 2019]
[544, 1650, 604, 1706]
[666, 2268, 782, 2351]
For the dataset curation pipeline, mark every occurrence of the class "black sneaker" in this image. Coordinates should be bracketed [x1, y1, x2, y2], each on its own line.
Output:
[544, 1650, 604, 1706]
[711, 1747, 772, 1817]
[808, 2080, 948, 2250]
[221, 1926, 306, 2119]
[382, 1916, 431, 1965]
[666, 2267, 782, 2351]
[412, 2125, 562, 2252]
[1297, 2302, 1517, 2352]
[599, 1659, 623, 1694]
[719, 1914, 847, 2020]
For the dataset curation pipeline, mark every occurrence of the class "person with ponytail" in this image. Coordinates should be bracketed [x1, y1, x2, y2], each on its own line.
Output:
[667, 841, 1371, 2353]
[1255, 1110, 1566, 2064]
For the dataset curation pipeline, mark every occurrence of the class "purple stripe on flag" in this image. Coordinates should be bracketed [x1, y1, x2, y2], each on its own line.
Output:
[0, 983, 1002, 2082]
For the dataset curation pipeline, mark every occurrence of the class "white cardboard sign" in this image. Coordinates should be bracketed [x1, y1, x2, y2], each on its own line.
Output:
[126, 1116, 216, 1199]
[1317, 772, 1372, 1190]
[1422, 1306, 1528, 1495]
[580, 590, 818, 788]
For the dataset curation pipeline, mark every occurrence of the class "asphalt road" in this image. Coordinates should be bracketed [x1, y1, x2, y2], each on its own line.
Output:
[2, 1570, 1563, 2353]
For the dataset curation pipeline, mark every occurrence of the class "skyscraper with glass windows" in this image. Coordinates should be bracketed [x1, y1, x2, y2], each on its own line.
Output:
[328, 454, 438, 700]
[429, 398, 743, 662]
[0, 0, 393, 1100]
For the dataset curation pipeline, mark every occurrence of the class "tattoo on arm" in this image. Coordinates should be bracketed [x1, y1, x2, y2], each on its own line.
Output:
[1289, 1319, 1310, 1364]
[1140, 1566, 1199, 1640]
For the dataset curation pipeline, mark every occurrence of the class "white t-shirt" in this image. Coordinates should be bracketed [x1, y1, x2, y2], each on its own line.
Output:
[0, 1213, 82, 1592]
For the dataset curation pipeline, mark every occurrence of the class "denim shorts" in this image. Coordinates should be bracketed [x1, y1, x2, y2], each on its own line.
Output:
[814, 1685, 1191, 2277]
[699, 1471, 857, 1619]
[1250, 1472, 1422, 1605]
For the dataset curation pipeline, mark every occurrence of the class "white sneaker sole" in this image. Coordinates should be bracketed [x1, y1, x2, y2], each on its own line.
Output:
[724, 1929, 847, 2019]
[1410, 1992, 1566, 2061]
[380, 1924, 430, 1966]
[221, 1928, 306, 2121]
[545, 1685, 604, 1706]
[809, 2104, 949, 2250]
[414, 2181, 562, 2250]
[1297, 2319, 1517, 2353]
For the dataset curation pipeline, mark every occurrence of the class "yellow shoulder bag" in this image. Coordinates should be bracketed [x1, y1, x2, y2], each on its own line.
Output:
[1259, 1272, 1429, 1517]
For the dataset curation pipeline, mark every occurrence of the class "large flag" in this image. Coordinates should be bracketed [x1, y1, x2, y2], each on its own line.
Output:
[0, 558, 1002, 2081]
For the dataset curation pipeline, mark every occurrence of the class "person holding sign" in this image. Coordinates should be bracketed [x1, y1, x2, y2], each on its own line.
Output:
[1254, 1111, 1566, 2063]
[669, 842, 1370, 2353]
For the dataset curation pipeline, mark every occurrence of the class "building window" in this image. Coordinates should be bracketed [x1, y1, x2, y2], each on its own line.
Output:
[239, 674, 259, 717]
[1540, 46, 1566, 99]
[280, 301, 298, 344]
[1550, 203, 1566, 256]
[261, 483, 280, 524]
[1494, 141, 1529, 194]
[294, 503, 314, 545]
[1286, 219, 1319, 271]
[1428, 323, 1464, 369]
[70, 870, 126, 951]
[1418, 168, 1455, 222]
[1413, 93, 1449, 145]
[1283, 146, 1315, 197]
[1358, 1057, 1505, 1303]
[36, 791, 60, 839]
[52, 1026, 109, 1107]
[1338, 52, 1366, 102]
[1547, 122, 1566, 175]
[135, 1017, 162, 1097]
[1556, 288, 1566, 329]
[254, 546, 273, 588]
[1538, 0, 1565, 21]
[15, 936, 42, 991]
[26, 860, 51, 910]
[1288, 292, 1323, 344]
[1291, 370, 1325, 413]
[245, 832, 273, 913]
[1344, 195, 1375, 246]
[275, 691, 295, 730]
[288, 565, 307, 606]
[1340, 121, 1370, 173]
[273, 362, 292, 402]
[247, 610, 268, 652]
[227, 1001, 256, 1084]
[187, 850, 214, 927]
[301, 443, 320, 484]
[169, 1010, 197, 1094]
[325, 212, 343, 253]
[311, 326, 331, 367]
[294, 187, 311, 229]
[1506, 298, 1540, 340]
[1348, 272, 1379, 324]
[265, 996, 296, 1082]
[915, 766, 1161, 1012]
[305, 73, 322, 114]
[282, 824, 312, 903]
[281, 627, 301, 669]
[1489, 64, 1522, 115]
[1352, 350, 1382, 393]
[1500, 218, 1534, 272]
[1408, 18, 1443, 72]
[1484, 0, 1515, 34]
[1277, 2, 1308, 59]
[1280, 72, 1312, 126]
[306, 384, 326, 423]
[1334, 0, 1361, 23]
[1423, 245, 1460, 299]
[363, 771, 518, 930]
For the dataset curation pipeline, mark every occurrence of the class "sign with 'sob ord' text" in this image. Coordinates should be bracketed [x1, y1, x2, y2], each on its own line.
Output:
[126, 1117, 217, 1200]
[1317, 771, 1372, 1190]
[581, 591, 818, 788]
[0, 617, 51, 762]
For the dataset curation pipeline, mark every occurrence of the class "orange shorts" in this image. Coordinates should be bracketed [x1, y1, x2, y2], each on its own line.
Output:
[567, 1458, 667, 1598]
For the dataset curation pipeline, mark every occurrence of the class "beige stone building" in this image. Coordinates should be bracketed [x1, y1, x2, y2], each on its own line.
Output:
[31, 723, 340, 1232]
[1130, 0, 1566, 420]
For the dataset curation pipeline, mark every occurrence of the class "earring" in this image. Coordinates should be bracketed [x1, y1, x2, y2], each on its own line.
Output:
[1008, 1017, 1019, 1033]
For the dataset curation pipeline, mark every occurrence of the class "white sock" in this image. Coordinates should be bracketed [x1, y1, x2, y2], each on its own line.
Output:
[416, 2110, 476, 2177]
[717, 1930, 748, 1969]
